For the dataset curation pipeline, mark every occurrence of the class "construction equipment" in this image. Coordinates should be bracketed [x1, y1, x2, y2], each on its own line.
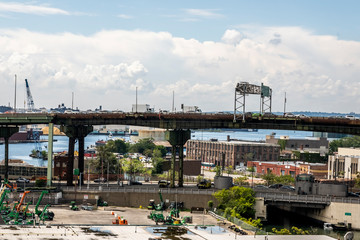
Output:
[34, 190, 54, 220]
[148, 190, 167, 211]
[112, 216, 128, 225]
[25, 79, 35, 111]
[97, 197, 108, 207]
[69, 201, 79, 211]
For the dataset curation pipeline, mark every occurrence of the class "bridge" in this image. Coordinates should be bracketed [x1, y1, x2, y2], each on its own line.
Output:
[0, 112, 359, 134]
[1, 112, 360, 188]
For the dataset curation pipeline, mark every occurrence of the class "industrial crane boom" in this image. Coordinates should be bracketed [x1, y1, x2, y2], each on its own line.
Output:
[25, 79, 35, 111]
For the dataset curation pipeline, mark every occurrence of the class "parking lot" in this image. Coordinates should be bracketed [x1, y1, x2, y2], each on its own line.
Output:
[50, 205, 221, 226]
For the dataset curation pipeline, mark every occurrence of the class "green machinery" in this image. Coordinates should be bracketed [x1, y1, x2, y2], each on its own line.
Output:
[69, 201, 79, 211]
[97, 197, 108, 207]
[148, 190, 166, 211]
[34, 191, 54, 221]
[2, 191, 34, 225]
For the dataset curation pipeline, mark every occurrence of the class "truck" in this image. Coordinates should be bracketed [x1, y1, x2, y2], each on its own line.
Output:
[182, 105, 202, 113]
[132, 104, 154, 113]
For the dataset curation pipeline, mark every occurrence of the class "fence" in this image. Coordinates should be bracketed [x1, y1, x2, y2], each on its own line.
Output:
[212, 210, 267, 235]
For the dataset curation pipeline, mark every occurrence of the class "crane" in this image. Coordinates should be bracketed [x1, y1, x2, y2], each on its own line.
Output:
[25, 79, 35, 111]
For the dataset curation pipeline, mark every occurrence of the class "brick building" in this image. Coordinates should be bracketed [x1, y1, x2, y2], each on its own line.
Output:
[265, 135, 329, 156]
[186, 139, 280, 168]
[247, 161, 328, 179]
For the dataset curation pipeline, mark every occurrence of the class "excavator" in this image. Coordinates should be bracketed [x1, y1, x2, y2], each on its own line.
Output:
[3, 191, 31, 224]
[34, 191, 54, 221]
[148, 190, 166, 211]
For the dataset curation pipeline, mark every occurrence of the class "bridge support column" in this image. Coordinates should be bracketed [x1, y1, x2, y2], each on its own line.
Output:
[61, 125, 93, 186]
[47, 123, 54, 187]
[165, 130, 191, 188]
[0, 127, 19, 181]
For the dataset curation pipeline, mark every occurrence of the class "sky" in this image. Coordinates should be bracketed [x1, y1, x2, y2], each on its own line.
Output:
[0, 1, 359, 113]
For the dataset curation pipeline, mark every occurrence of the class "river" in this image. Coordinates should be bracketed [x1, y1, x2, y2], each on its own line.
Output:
[0, 129, 312, 167]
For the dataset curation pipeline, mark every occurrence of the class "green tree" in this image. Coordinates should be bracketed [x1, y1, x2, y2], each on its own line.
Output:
[154, 145, 167, 157]
[121, 158, 145, 181]
[278, 139, 287, 151]
[275, 175, 295, 185]
[213, 186, 256, 219]
[262, 171, 276, 185]
[233, 176, 248, 186]
[226, 165, 233, 176]
[113, 139, 129, 153]
[151, 157, 164, 175]
[129, 138, 156, 154]
[90, 144, 118, 175]
[329, 136, 360, 154]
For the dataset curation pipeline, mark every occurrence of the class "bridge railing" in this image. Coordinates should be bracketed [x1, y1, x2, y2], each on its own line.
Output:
[61, 186, 216, 195]
[256, 192, 360, 205]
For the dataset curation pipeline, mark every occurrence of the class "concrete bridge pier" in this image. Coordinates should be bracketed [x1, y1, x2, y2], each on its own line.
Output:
[0, 127, 19, 181]
[165, 129, 191, 188]
[61, 125, 93, 186]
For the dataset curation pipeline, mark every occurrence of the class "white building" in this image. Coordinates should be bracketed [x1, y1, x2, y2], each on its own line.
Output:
[328, 148, 360, 180]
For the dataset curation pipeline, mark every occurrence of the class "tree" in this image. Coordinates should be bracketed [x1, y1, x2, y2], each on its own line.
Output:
[213, 186, 256, 219]
[90, 144, 118, 175]
[262, 171, 276, 186]
[275, 175, 295, 185]
[329, 136, 360, 154]
[226, 165, 233, 176]
[247, 166, 256, 186]
[278, 139, 287, 151]
[121, 158, 145, 181]
[113, 139, 129, 154]
[151, 157, 164, 175]
[233, 176, 248, 186]
[129, 138, 156, 154]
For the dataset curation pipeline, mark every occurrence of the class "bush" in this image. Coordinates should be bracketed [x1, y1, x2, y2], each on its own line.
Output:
[35, 179, 46, 187]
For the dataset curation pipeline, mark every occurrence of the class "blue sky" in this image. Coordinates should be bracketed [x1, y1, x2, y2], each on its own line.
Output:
[0, 1, 359, 113]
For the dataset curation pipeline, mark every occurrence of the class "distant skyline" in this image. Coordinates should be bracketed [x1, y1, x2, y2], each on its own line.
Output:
[0, 1, 359, 113]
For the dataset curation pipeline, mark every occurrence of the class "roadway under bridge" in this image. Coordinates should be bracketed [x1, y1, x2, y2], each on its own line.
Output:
[0, 112, 360, 188]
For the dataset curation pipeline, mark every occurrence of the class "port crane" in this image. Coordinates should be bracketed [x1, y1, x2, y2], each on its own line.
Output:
[25, 79, 35, 111]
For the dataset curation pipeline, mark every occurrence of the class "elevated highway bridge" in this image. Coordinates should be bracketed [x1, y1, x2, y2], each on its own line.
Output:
[1, 112, 360, 188]
[0, 112, 360, 134]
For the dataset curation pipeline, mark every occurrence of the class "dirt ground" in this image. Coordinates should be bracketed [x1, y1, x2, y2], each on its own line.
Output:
[48, 205, 222, 226]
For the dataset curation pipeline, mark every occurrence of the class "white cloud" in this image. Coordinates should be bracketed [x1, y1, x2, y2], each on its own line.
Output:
[117, 14, 133, 19]
[0, 27, 359, 113]
[184, 9, 223, 18]
[0, 2, 70, 15]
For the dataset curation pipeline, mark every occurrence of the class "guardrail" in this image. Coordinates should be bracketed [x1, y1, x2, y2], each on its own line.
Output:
[256, 192, 360, 205]
[61, 186, 216, 195]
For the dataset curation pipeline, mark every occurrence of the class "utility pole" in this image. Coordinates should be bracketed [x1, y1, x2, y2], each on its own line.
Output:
[14, 74, 17, 113]
[71, 92, 74, 110]
[135, 87, 138, 113]
[283, 92, 287, 114]
[172, 91, 174, 112]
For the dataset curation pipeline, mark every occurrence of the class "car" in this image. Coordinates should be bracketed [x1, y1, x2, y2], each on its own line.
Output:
[296, 114, 309, 119]
[16, 177, 30, 184]
[345, 115, 356, 120]
[262, 112, 277, 118]
[284, 112, 295, 117]
[81, 203, 94, 211]
[197, 179, 211, 189]
[348, 192, 360, 198]
[254, 185, 268, 189]
[129, 180, 142, 185]
[269, 183, 283, 189]
[94, 178, 107, 183]
[158, 180, 169, 188]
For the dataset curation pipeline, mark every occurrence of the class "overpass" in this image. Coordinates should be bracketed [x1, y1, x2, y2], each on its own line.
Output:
[1, 112, 360, 187]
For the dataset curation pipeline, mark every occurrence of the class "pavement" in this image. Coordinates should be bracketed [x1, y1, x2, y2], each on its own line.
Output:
[0, 206, 337, 239]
